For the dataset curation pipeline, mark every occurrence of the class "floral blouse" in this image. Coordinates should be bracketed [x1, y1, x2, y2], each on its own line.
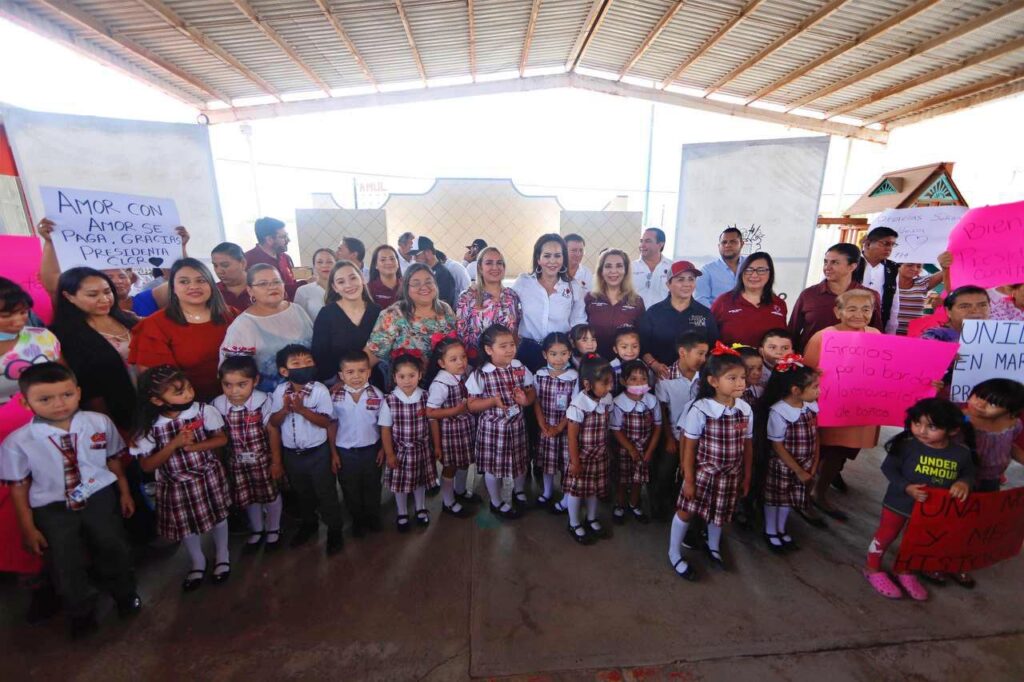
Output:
[1, 327, 61, 405]
[989, 296, 1024, 322]
[367, 302, 456, 362]
[455, 286, 523, 354]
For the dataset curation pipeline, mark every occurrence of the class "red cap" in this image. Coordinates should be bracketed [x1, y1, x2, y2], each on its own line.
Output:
[669, 260, 703, 279]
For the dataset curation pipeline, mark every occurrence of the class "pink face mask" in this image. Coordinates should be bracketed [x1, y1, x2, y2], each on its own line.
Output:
[626, 385, 650, 396]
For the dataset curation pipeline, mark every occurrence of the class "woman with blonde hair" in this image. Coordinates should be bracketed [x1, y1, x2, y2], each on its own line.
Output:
[584, 248, 645, 358]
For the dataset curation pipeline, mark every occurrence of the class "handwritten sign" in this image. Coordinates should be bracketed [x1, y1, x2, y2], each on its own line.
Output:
[895, 487, 1024, 574]
[871, 206, 967, 264]
[40, 186, 180, 270]
[950, 319, 1024, 403]
[948, 200, 1024, 289]
[817, 331, 959, 427]
[0, 235, 52, 324]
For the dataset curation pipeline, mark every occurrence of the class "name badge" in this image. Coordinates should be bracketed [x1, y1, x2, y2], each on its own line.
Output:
[556, 394, 568, 410]
[366, 397, 382, 409]
[90, 433, 107, 450]
[236, 451, 259, 465]
[69, 476, 105, 504]
[505, 405, 521, 419]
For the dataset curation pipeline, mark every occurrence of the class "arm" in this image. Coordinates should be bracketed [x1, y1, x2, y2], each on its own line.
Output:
[36, 219, 60, 295]
[533, 399, 550, 437]
[611, 428, 638, 459]
[468, 395, 501, 414]
[429, 420, 443, 462]
[681, 437, 698, 499]
[567, 421, 582, 475]
[644, 423, 662, 463]
[425, 403, 467, 419]
[381, 426, 397, 469]
[772, 441, 812, 482]
[184, 429, 228, 453]
[787, 294, 805, 352]
[880, 450, 910, 491]
[10, 484, 47, 555]
[936, 251, 952, 293]
[1011, 444, 1024, 466]
[662, 403, 677, 455]
[138, 429, 192, 473]
[106, 457, 135, 518]
[694, 275, 712, 308]
[295, 403, 333, 429]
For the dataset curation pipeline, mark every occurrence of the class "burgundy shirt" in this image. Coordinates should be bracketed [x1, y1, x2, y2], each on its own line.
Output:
[711, 293, 788, 347]
[244, 245, 300, 300]
[788, 280, 882, 351]
[217, 281, 251, 312]
[368, 278, 401, 310]
[583, 292, 645, 359]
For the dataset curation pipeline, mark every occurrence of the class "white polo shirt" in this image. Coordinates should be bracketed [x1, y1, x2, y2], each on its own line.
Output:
[131, 403, 225, 458]
[767, 400, 819, 442]
[681, 398, 754, 441]
[332, 384, 384, 449]
[377, 387, 425, 427]
[655, 367, 700, 435]
[609, 392, 662, 430]
[512, 274, 588, 342]
[269, 382, 333, 449]
[632, 256, 673, 310]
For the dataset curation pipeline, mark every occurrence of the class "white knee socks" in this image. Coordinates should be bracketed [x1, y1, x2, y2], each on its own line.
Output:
[441, 476, 455, 506]
[395, 492, 409, 516]
[181, 533, 206, 571]
[413, 486, 426, 511]
[513, 473, 527, 503]
[668, 514, 690, 572]
[245, 503, 265, 539]
[585, 495, 600, 530]
[542, 473, 554, 498]
[565, 494, 585, 538]
[265, 494, 283, 533]
[707, 522, 723, 553]
[764, 504, 779, 534]
[778, 506, 792, 539]
[485, 473, 512, 512]
[212, 520, 230, 575]
[454, 468, 469, 495]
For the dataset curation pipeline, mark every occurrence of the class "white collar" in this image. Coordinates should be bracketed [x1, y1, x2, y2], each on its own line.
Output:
[770, 400, 819, 422]
[343, 383, 370, 394]
[480, 360, 523, 373]
[392, 387, 424, 404]
[30, 411, 88, 438]
[633, 256, 672, 272]
[154, 402, 202, 425]
[221, 391, 268, 412]
[434, 370, 463, 386]
[574, 391, 613, 412]
[692, 397, 751, 419]
[536, 367, 577, 382]
[613, 392, 655, 412]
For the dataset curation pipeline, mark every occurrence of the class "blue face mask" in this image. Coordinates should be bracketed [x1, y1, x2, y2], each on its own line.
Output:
[0, 330, 18, 341]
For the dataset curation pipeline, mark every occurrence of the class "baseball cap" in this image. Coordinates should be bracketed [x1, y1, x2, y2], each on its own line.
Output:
[669, 260, 703, 279]
[466, 238, 487, 251]
[407, 236, 435, 255]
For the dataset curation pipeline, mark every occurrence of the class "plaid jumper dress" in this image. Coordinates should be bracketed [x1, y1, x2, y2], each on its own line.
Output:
[433, 378, 476, 469]
[616, 405, 654, 485]
[678, 407, 748, 527]
[564, 402, 610, 498]
[763, 408, 817, 509]
[222, 403, 278, 507]
[535, 372, 575, 475]
[474, 366, 528, 479]
[384, 392, 436, 493]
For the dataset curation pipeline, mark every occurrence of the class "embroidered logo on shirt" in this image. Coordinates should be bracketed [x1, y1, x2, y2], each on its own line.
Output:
[244, 412, 262, 424]
[90, 433, 107, 449]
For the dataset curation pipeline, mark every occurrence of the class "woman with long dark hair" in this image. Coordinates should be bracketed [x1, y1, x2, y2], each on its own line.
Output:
[456, 246, 522, 363]
[711, 252, 788, 347]
[366, 262, 455, 365]
[367, 244, 403, 309]
[312, 260, 382, 385]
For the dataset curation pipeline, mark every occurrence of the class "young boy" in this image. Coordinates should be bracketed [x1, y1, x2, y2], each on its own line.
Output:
[268, 344, 344, 555]
[0, 363, 140, 637]
[329, 350, 385, 538]
[758, 328, 794, 388]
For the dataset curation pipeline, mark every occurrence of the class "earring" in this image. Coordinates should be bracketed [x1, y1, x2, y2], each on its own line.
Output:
[558, 265, 568, 274]
[250, 296, 256, 304]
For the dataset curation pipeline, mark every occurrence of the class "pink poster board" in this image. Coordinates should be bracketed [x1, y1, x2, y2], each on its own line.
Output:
[907, 307, 947, 337]
[948, 200, 1024, 290]
[1, 235, 52, 324]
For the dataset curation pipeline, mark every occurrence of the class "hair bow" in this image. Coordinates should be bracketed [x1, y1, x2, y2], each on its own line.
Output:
[430, 331, 459, 351]
[391, 347, 423, 361]
[775, 354, 806, 372]
[710, 341, 740, 357]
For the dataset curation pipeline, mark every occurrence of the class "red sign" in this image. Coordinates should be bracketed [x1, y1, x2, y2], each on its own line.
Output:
[894, 487, 1024, 574]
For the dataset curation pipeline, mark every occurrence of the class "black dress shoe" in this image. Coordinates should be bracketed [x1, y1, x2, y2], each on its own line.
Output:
[442, 502, 472, 518]
[116, 593, 143, 618]
[182, 569, 206, 592]
[211, 563, 231, 585]
[458, 491, 483, 504]
[326, 529, 344, 555]
[241, 532, 265, 554]
[289, 523, 319, 548]
[264, 529, 282, 551]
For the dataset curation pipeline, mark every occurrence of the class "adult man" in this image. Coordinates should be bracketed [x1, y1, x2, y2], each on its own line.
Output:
[633, 228, 674, 310]
[852, 226, 900, 334]
[409, 236, 457, 308]
[211, 242, 252, 311]
[564, 233, 593, 293]
[695, 227, 743, 308]
[244, 217, 301, 300]
[336, 236, 369, 279]
[437, 250, 470, 296]
[397, 231, 416, 273]
[463, 238, 487, 281]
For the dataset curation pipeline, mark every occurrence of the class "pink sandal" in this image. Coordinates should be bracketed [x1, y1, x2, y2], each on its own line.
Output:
[864, 570, 902, 599]
[896, 573, 928, 601]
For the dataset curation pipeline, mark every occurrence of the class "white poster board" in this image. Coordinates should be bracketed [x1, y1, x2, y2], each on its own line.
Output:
[675, 136, 830, 301]
[870, 206, 968, 265]
[950, 320, 1024, 403]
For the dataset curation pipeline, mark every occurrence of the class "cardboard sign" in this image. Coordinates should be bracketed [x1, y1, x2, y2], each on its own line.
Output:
[895, 487, 1024, 574]
[0, 235, 52, 324]
[871, 206, 967, 265]
[817, 331, 959, 427]
[40, 186, 181, 270]
[948, 200, 1024, 289]
[950, 319, 1024, 403]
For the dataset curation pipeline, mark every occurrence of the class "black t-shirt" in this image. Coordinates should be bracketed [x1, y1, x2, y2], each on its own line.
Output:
[881, 438, 975, 517]
[637, 298, 719, 365]
[432, 263, 457, 309]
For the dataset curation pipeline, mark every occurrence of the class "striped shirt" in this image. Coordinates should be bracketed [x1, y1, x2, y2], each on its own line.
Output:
[895, 275, 933, 336]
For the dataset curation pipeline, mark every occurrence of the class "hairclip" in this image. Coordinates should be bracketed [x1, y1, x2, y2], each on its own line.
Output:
[775, 353, 806, 372]
[430, 331, 459, 351]
[710, 341, 740, 357]
[391, 347, 423, 360]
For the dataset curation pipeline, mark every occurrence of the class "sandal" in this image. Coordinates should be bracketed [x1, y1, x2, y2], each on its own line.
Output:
[864, 570, 902, 599]
[396, 514, 411, 534]
[704, 543, 726, 570]
[950, 572, 976, 589]
[211, 562, 231, 585]
[536, 494, 552, 508]
[630, 506, 650, 524]
[567, 523, 594, 545]
[612, 506, 626, 525]
[670, 557, 696, 581]
[763, 533, 785, 554]
[895, 573, 928, 601]
[415, 509, 430, 527]
[182, 568, 206, 592]
[586, 519, 608, 539]
[550, 498, 568, 515]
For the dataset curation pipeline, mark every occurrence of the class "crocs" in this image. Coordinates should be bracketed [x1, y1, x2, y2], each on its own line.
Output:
[864, 570, 902, 599]
[896, 573, 928, 601]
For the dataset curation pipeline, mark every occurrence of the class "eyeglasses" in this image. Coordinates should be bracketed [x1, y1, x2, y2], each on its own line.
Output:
[743, 267, 770, 276]
[251, 279, 284, 288]
[409, 280, 435, 290]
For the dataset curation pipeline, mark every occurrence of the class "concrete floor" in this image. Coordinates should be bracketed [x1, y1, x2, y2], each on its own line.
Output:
[2, 428, 1023, 681]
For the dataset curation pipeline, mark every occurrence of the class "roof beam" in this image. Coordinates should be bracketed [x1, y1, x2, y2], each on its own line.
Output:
[566, 0, 612, 71]
[659, 0, 769, 89]
[519, 0, 542, 77]
[745, 0, 942, 104]
[867, 68, 1024, 126]
[703, 0, 848, 96]
[468, 0, 476, 80]
[885, 75, 1024, 129]
[134, 0, 281, 100]
[394, 0, 427, 84]
[826, 35, 1024, 119]
[311, 0, 376, 88]
[618, 0, 685, 80]
[785, 1, 1024, 112]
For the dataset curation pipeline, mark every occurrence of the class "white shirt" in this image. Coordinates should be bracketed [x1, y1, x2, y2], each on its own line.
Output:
[445, 260, 471, 295]
[466, 360, 536, 394]
[862, 260, 900, 334]
[131, 403, 225, 457]
[427, 370, 465, 408]
[609, 392, 662, 429]
[210, 390, 273, 427]
[681, 398, 754, 441]
[464, 259, 478, 282]
[294, 281, 327, 322]
[566, 391, 614, 423]
[377, 387, 425, 427]
[512, 274, 588, 342]
[572, 263, 594, 294]
[269, 382, 333, 449]
[398, 251, 414, 274]
[332, 384, 384, 448]
[632, 256, 673, 310]
[767, 400, 819, 442]
[1, 411, 125, 508]
[655, 368, 700, 435]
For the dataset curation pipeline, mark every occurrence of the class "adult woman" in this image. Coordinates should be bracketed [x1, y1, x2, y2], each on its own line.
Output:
[803, 289, 881, 521]
[367, 263, 455, 363]
[130, 258, 236, 401]
[894, 262, 944, 335]
[711, 252, 788, 347]
[367, 244, 403, 310]
[512, 234, 587, 371]
[583, 249, 644, 358]
[294, 248, 337, 321]
[50, 268, 138, 430]
[990, 283, 1024, 321]
[456, 246, 523, 360]
[312, 261, 382, 384]
[639, 261, 719, 376]
[221, 264, 314, 392]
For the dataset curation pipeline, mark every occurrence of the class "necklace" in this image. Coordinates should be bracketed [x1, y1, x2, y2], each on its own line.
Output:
[184, 310, 208, 322]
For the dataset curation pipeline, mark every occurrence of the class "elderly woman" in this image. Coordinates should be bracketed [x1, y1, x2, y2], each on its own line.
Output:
[367, 244, 403, 310]
[583, 248, 645, 358]
[312, 260, 382, 384]
[220, 263, 314, 392]
[456, 246, 523, 360]
[711, 252, 788, 348]
[366, 262, 455, 365]
[294, 248, 337, 321]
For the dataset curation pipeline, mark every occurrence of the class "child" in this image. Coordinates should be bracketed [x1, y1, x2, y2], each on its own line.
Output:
[1, 363, 140, 636]
[268, 344, 344, 555]
[758, 328, 794, 388]
[609, 326, 643, 394]
[656, 332, 710, 456]
[380, 353, 436, 532]
[734, 344, 765, 529]
[865, 398, 974, 601]
[564, 354, 615, 544]
[610, 359, 662, 525]
[426, 337, 477, 518]
[569, 323, 599, 368]
[533, 332, 578, 512]
[467, 324, 536, 519]
[965, 379, 1024, 492]
[330, 350, 385, 537]
[131, 365, 232, 590]
[668, 345, 753, 579]
[211, 356, 282, 553]
[760, 356, 820, 552]
[735, 346, 764, 405]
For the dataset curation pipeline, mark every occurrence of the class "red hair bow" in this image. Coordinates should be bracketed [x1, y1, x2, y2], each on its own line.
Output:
[710, 341, 740, 357]
[775, 354, 806, 372]
[391, 347, 423, 361]
[430, 331, 459, 351]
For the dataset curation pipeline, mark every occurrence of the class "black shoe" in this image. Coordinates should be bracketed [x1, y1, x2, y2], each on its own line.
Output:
[612, 507, 626, 525]
[831, 473, 848, 493]
[396, 514, 411, 533]
[763, 533, 786, 554]
[264, 529, 282, 551]
[211, 562, 231, 585]
[415, 509, 431, 527]
[489, 502, 521, 520]
[780, 534, 799, 551]
[442, 502, 472, 518]
[704, 543, 726, 570]
[25, 582, 60, 624]
[512, 491, 530, 509]
[670, 557, 697, 581]
[289, 523, 319, 548]
[242, 532, 265, 554]
[458, 491, 483, 504]
[586, 519, 608, 539]
[326, 529, 344, 555]
[550, 498, 568, 515]
[182, 568, 206, 592]
[630, 506, 650, 524]
[568, 523, 595, 545]
[69, 612, 98, 639]
[116, 593, 143, 618]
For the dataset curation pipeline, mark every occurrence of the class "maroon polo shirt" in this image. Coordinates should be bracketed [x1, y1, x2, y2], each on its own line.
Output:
[244, 245, 301, 300]
[584, 292, 645, 358]
[216, 281, 251, 312]
[711, 293, 788, 347]
[788, 280, 883, 351]
[368, 278, 401, 310]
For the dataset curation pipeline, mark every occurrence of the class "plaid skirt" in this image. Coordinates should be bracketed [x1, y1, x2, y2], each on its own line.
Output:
[563, 447, 608, 498]
[763, 456, 812, 508]
[229, 451, 278, 507]
[616, 448, 650, 485]
[439, 414, 476, 469]
[384, 442, 437, 494]
[537, 430, 568, 475]
[156, 460, 231, 541]
[678, 468, 741, 528]
[475, 415, 528, 479]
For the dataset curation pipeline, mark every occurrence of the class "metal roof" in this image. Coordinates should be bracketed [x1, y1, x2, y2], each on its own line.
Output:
[3, 0, 1023, 139]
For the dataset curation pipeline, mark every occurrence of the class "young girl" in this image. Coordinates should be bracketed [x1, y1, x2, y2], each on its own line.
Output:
[865, 398, 975, 601]
[735, 346, 764, 405]
[467, 324, 536, 520]
[564, 354, 615, 544]
[668, 345, 753, 579]
[131, 366, 232, 591]
[966, 379, 1024, 493]
[426, 336, 476, 518]
[532, 332, 578, 512]
[211, 356, 283, 553]
[609, 326, 646, 394]
[759, 356, 819, 552]
[610, 359, 662, 525]
[569, 323, 599, 368]
[379, 353, 436, 532]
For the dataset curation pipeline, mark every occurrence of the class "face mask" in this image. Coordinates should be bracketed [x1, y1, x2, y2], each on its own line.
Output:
[626, 385, 650, 396]
[287, 366, 317, 385]
[159, 398, 194, 414]
[0, 330, 18, 341]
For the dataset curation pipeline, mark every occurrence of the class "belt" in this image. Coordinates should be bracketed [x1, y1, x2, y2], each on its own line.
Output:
[288, 444, 324, 456]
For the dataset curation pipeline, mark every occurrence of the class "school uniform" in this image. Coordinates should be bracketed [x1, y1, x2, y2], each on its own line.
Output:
[534, 368, 579, 475]
[333, 383, 385, 525]
[742, 384, 764, 406]
[379, 388, 436, 493]
[427, 371, 476, 469]
[211, 391, 277, 508]
[131, 403, 230, 541]
[466, 360, 534, 479]
[610, 357, 654, 395]
[677, 398, 753, 527]
[764, 400, 819, 510]
[610, 392, 661, 485]
[1, 411, 136, 617]
[269, 381, 343, 532]
[564, 392, 614, 498]
[655, 364, 700, 438]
